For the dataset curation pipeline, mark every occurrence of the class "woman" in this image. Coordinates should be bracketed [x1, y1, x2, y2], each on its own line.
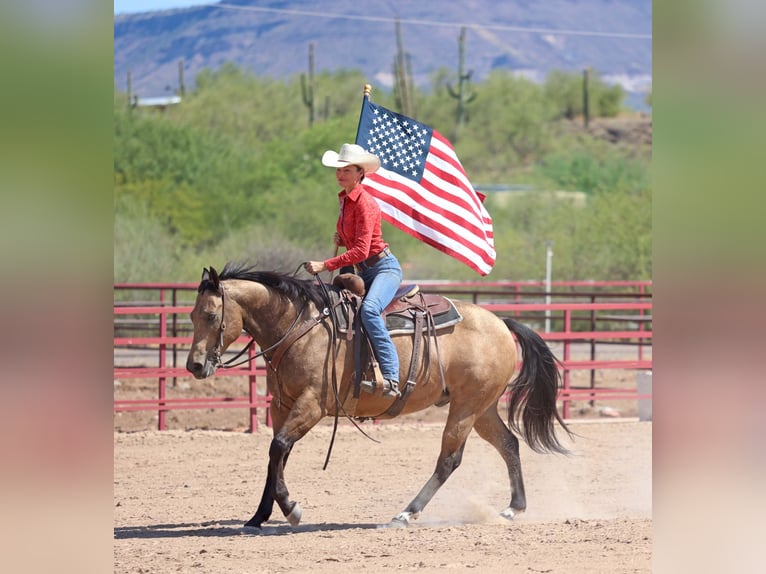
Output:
[304, 143, 403, 398]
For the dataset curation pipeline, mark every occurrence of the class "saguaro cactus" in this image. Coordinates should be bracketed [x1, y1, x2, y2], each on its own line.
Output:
[127, 70, 133, 109]
[582, 67, 591, 128]
[447, 27, 476, 142]
[178, 59, 186, 96]
[300, 42, 316, 126]
[392, 18, 416, 118]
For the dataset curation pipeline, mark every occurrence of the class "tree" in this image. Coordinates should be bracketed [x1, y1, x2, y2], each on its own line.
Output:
[461, 71, 557, 173]
[544, 69, 625, 120]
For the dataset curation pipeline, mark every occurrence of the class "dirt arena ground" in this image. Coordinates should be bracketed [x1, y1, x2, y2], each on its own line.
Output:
[114, 417, 651, 573]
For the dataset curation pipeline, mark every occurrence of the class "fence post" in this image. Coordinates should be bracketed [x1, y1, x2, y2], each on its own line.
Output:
[638, 283, 646, 362]
[545, 241, 553, 332]
[589, 294, 596, 405]
[172, 287, 179, 388]
[248, 344, 258, 433]
[158, 293, 167, 431]
[562, 309, 571, 419]
[637, 371, 652, 421]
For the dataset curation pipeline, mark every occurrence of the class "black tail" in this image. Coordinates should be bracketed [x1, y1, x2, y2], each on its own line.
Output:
[504, 318, 573, 454]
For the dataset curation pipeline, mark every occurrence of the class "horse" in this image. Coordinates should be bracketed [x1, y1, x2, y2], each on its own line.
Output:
[186, 262, 572, 528]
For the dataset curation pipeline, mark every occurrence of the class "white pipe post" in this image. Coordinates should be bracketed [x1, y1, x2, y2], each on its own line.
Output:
[545, 241, 553, 333]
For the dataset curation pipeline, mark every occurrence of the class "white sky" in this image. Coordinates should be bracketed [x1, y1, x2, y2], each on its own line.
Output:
[114, 1, 215, 14]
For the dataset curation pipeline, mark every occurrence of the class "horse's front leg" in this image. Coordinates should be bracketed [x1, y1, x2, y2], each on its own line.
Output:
[268, 433, 304, 526]
[248, 397, 323, 528]
[244, 444, 293, 529]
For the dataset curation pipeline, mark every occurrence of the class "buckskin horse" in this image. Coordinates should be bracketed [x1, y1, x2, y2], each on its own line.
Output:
[186, 262, 572, 528]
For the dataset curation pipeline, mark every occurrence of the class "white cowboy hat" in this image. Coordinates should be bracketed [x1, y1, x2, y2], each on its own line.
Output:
[321, 143, 380, 174]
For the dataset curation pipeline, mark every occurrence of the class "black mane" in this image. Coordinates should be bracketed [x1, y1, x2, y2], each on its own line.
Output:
[199, 261, 328, 310]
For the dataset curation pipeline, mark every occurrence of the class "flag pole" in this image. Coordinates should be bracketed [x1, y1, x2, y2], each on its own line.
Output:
[328, 244, 339, 281]
[355, 84, 372, 143]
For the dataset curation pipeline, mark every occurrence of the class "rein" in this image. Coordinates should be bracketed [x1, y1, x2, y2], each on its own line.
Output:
[310, 268, 380, 470]
[211, 283, 307, 370]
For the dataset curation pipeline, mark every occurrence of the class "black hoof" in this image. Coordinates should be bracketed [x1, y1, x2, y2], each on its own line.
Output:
[244, 518, 263, 529]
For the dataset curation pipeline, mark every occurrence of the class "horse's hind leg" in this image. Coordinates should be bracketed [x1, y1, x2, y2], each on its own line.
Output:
[473, 402, 526, 519]
[391, 412, 475, 526]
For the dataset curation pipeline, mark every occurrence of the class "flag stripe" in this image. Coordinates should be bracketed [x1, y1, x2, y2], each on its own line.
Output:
[421, 159, 485, 223]
[363, 173, 495, 267]
[428, 133, 486, 213]
[428, 136, 495, 231]
[377, 202, 495, 275]
[419, 163, 494, 241]
[368, 165, 488, 242]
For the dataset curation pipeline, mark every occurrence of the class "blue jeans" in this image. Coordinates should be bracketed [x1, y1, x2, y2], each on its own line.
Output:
[358, 253, 403, 382]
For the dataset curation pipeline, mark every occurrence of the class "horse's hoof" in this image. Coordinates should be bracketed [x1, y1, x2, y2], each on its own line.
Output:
[388, 511, 414, 528]
[286, 502, 302, 527]
[242, 523, 262, 533]
[500, 507, 523, 521]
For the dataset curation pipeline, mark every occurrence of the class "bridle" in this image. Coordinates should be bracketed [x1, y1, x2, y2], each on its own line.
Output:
[209, 283, 310, 369]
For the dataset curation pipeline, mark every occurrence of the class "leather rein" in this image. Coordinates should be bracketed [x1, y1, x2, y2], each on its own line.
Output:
[210, 283, 318, 370]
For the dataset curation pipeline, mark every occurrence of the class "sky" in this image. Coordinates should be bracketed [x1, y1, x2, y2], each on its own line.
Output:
[114, 1, 215, 14]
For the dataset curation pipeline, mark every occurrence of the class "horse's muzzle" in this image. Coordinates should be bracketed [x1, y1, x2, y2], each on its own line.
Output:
[186, 356, 216, 379]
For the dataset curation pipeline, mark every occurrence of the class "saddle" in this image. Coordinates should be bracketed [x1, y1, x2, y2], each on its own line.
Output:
[329, 274, 462, 416]
[331, 274, 463, 335]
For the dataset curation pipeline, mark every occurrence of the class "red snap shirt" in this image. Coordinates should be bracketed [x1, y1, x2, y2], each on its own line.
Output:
[324, 184, 388, 272]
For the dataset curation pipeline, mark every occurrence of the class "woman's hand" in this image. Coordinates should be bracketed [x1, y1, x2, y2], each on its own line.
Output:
[304, 260, 326, 275]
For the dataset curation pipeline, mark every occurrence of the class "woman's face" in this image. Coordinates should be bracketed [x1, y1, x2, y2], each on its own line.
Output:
[336, 165, 363, 190]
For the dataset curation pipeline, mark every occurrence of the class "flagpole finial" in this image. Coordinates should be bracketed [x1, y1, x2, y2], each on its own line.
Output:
[364, 84, 372, 97]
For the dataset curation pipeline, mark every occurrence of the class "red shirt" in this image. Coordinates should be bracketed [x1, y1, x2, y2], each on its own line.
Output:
[324, 184, 388, 272]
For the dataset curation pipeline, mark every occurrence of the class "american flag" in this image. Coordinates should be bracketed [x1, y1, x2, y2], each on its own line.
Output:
[355, 99, 495, 276]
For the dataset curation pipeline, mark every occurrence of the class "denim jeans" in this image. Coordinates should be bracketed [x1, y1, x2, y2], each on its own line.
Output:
[358, 253, 403, 382]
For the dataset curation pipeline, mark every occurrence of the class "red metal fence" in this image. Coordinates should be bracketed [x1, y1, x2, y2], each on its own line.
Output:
[114, 280, 651, 430]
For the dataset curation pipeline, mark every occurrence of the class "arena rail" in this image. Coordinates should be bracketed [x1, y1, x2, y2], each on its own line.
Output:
[114, 281, 651, 430]
[114, 303, 272, 431]
[485, 301, 652, 418]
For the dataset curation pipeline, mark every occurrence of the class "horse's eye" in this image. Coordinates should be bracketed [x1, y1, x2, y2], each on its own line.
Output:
[206, 312, 218, 323]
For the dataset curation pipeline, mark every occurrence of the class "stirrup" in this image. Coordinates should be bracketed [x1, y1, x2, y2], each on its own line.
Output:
[359, 379, 376, 394]
[360, 379, 401, 399]
[382, 380, 400, 399]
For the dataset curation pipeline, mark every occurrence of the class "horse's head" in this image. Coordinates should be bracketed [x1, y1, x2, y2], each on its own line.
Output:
[186, 266, 243, 379]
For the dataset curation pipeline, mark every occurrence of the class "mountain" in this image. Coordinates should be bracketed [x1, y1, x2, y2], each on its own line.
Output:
[114, 0, 652, 105]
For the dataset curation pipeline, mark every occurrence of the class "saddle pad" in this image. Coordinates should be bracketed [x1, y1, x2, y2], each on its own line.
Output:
[385, 297, 463, 335]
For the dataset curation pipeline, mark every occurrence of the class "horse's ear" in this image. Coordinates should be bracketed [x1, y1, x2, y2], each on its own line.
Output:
[209, 266, 220, 289]
[201, 268, 210, 282]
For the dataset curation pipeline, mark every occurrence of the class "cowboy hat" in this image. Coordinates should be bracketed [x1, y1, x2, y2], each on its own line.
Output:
[321, 143, 380, 174]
